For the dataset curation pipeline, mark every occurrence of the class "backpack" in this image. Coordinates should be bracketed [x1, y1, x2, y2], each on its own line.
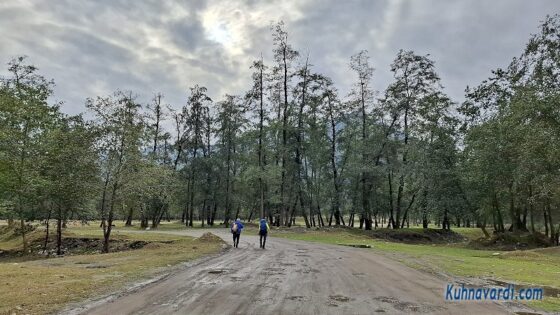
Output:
[260, 221, 267, 232]
[232, 222, 238, 233]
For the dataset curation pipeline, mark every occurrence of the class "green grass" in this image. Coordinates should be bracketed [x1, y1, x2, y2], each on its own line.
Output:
[273, 228, 560, 312]
[4, 221, 557, 312]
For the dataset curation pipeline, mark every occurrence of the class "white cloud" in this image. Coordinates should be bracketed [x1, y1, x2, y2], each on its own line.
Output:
[0, 0, 558, 116]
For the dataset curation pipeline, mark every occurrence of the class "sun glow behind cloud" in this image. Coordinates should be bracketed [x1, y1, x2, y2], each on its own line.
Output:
[207, 23, 232, 46]
[201, 6, 245, 55]
[200, 1, 305, 56]
[0, 0, 558, 116]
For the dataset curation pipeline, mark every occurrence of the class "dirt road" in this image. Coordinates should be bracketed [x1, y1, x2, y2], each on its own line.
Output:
[71, 229, 520, 315]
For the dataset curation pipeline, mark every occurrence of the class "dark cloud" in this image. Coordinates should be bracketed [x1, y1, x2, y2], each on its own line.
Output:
[0, 0, 558, 115]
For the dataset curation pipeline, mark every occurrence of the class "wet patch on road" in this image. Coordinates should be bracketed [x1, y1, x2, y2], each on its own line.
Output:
[373, 296, 444, 313]
[297, 267, 320, 274]
[286, 295, 309, 302]
[263, 267, 285, 276]
[329, 295, 353, 302]
[207, 268, 230, 274]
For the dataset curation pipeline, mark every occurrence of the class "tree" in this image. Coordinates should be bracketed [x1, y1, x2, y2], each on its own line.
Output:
[349, 50, 375, 229]
[384, 50, 441, 229]
[184, 85, 212, 227]
[461, 14, 560, 241]
[271, 21, 299, 226]
[216, 95, 246, 226]
[43, 115, 98, 254]
[0, 56, 57, 250]
[247, 56, 268, 220]
[87, 91, 143, 253]
[320, 79, 344, 226]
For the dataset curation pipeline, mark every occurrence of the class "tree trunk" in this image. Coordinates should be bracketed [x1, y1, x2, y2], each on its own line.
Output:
[125, 206, 133, 226]
[544, 205, 549, 238]
[279, 43, 290, 227]
[43, 209, 52, 254]
[56, 215, 63, 256]
[442, 208, 450, 230]
[529, 186, 535, 233]
[257, 57, 266, 220]
[224, 144, 232, 227]
[211, 203, 217, 226]
[20, 218, 27, 253]
[234, 206, 240, 222]
[248, 207, 255, 222]
[493, 193, 504, 233]
[400, 194, 416, 229]
[317, 204, 325, 227]
[395, 175, 404, 229]
[294, 58, 311, 229]
[480, 215, 490, 238]
[548, 207, 555, 244]
[189, 147, 198, 227]
[388, 171, 396, 228]
[103, 170, 121, 253]
[201, 199, 206, 228]
[325, 92, 342, 226]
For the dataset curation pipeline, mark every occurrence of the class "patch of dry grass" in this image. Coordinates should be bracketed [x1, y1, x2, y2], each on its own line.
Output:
[0, 227, 225, 315]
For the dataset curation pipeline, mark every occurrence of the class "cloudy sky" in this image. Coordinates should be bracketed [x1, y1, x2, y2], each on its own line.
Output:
[1, 0, 558, 115]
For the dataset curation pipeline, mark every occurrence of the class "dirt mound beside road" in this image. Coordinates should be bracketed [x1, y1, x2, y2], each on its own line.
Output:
[348, 227, 467, 244]
[469, 232, 552, 251]
[197, 232, 226, 243]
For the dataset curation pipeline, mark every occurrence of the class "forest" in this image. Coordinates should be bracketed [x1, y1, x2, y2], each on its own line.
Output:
[1, 15, 559, 254]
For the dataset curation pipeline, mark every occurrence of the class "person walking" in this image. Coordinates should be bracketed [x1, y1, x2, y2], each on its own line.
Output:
[231, 218, 244, 248]
[259, 218, 270, 249]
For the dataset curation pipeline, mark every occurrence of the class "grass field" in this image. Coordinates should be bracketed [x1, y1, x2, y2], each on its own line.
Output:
[0, 222, 225, 314]
[2, 220, 559, 312]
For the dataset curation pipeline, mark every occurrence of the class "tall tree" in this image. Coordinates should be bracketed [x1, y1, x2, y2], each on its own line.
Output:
[247, 56, 268, 220]
[272, 21, 299, 226]
[0, 57, 57, 250]
[321, 80, 344, 225]
[87, 91, 143, 253]
[216, 95, 246, 226]
[185, 85, 212, 227]
[384, 50, 441, 229]
[44, 115, 98, 254]
[349, 50, 375, 230]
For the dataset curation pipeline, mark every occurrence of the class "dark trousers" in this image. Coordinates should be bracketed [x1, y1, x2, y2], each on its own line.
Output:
[233, 233, 240, 248]
[259, 231, 267, 248]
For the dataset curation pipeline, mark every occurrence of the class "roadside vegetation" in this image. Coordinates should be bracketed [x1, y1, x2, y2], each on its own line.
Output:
[0, 221, 225, 314]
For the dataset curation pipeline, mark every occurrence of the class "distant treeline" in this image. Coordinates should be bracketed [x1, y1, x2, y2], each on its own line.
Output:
[1, 16, 559, 252]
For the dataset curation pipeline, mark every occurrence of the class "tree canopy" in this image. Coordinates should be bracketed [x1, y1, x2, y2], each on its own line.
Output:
[1, 15, 559, 251]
